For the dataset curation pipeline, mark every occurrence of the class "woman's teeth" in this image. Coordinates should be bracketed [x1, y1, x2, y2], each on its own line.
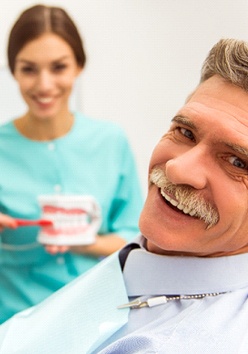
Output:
[160, 189, 196, 217]
[37, 97, 53, 104]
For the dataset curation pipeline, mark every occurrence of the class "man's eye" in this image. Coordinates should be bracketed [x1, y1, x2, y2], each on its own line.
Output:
[228, 156, 247, 169]
[179, 127, 194, 141]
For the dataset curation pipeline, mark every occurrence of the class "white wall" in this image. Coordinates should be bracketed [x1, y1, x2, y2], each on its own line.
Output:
[1, 0, 248, 194]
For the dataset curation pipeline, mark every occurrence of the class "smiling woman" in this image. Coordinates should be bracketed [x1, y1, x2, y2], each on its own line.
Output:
[0, 4, 143, 323]
[7, 5, 85, 139]
[13, 33, 80, 140]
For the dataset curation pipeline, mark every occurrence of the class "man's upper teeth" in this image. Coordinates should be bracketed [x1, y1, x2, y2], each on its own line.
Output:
[161, 189, 196, 216]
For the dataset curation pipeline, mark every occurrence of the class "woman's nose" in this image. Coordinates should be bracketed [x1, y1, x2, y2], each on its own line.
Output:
[165, 145, 209, 189]
[36, 71, 54, 91]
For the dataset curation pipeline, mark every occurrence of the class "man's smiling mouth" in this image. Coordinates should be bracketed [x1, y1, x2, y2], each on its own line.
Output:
[150, 167, 219, 228]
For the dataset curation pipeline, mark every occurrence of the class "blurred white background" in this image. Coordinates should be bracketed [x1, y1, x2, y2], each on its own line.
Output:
[1, 0, 248, 193]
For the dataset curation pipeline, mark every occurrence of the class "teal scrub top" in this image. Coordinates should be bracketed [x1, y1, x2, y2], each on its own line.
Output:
[0, 112, 143, 322]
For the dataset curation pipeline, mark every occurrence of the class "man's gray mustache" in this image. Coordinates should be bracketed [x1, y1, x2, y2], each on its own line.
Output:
[150, 168, 219, 229]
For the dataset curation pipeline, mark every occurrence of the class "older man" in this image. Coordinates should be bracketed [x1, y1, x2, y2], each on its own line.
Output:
[1, 38, 248, 353]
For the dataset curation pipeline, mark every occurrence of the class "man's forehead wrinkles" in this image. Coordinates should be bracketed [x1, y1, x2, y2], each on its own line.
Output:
[175, 101, 248, 135]
[186, 98, 248, 123]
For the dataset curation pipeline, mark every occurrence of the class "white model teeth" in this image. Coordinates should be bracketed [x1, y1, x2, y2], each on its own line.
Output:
[37, 97, 52, 104]
[43, 212, 89, 229]
[161, 189, 196, 217]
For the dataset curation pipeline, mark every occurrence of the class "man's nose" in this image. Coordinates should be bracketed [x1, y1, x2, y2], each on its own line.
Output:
[165, 145, 209, 189]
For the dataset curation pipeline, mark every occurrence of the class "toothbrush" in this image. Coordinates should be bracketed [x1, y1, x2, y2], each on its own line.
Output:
[15, 218, 53, 227]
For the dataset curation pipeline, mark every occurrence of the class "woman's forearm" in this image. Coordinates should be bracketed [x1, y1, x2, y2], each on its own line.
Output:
[70, 234, 127, 257]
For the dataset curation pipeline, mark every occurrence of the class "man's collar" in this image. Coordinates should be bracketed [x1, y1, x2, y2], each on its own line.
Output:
[122, 235, 248, 296]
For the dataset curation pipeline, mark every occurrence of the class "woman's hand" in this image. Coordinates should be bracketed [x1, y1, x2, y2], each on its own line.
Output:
[0, 213, 17, 232]
[44, 245, 71, 255]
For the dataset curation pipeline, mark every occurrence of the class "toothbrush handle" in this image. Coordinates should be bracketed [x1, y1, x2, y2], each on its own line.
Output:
[15, 219, 53, 227]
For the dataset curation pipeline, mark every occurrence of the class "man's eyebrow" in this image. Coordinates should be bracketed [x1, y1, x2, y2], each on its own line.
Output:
[172, 116, 248, 158]
[171, 115, 197, 129]
[225, 143, 248, 158]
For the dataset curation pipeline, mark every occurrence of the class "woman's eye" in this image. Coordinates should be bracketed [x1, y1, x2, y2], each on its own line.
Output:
[21, 66, 35, 74]
[179, 127, 194, 141]
[52, 64, 67, 72]
[228, 156, 247, 169]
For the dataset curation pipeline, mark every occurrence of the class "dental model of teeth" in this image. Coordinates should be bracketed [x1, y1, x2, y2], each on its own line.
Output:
[37, 195, 102, 245]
